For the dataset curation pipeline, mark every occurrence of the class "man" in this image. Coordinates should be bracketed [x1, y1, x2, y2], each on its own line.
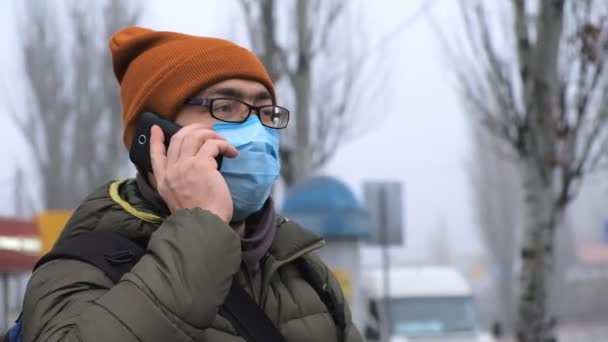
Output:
[20, 26, 363, 341]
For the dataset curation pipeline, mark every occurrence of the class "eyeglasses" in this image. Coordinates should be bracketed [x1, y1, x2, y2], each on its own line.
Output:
[184, 97, 290, 129]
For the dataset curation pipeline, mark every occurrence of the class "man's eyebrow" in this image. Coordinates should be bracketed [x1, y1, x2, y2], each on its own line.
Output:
[205, 87, 244, 99]
[204, 87, 272, 102]
[255, 91, 272, 101]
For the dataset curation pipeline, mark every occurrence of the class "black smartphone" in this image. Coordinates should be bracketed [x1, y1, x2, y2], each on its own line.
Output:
[129, 112, 223, 174]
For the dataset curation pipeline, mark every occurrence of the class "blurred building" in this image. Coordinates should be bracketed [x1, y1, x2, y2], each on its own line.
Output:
[0, 218, 44, 329]
[35, 211, 72, 254]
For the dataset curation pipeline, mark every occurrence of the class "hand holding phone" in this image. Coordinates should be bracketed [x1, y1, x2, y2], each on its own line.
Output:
[129, 112, 238, 223]
[129, 112, 223, 175]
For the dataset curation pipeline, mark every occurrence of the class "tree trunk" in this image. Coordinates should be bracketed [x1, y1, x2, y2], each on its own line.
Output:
[516, 2, 564, 340]
[517, 157, 557, 342]
[291, 0, 312, 185]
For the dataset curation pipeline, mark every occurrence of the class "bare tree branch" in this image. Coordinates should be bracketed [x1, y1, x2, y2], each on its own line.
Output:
[311, 0, 344, 54]
[512, 0, 532, 101]
[573, 95, 608, 175]
[7, 0, 139, 210]
[474, 4, 523, 127]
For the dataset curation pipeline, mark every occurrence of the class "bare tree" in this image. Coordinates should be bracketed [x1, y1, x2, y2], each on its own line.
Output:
[439, 1, 608, 340]
[7, 0, 139, 210]
[469, 127, 522, 335]
[237, 0, 375, 186]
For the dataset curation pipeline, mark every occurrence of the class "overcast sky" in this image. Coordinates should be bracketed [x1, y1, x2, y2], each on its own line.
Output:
[0, 0, 481, 264]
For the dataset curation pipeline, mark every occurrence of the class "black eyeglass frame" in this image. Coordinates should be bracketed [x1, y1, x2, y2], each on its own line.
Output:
[184, 97, 290, 129]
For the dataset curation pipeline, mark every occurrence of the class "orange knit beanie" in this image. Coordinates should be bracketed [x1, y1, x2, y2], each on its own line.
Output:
[109, 26, 276, 148]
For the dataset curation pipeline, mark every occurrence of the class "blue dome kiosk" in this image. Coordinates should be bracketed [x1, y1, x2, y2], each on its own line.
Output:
[282, 176, 368, 240]
[281, 175, 369, 327]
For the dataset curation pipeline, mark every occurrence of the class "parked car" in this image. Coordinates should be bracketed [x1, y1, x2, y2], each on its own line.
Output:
[363, 266, 496, 342]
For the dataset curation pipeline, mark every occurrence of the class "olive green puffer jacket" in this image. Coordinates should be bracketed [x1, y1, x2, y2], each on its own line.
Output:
[21, 179, 363, 342]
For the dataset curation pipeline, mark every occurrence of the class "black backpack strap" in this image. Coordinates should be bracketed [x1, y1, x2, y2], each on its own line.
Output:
[34, 231, 145, 283]
[296, 257, 346, 342]
[219, 281, 287, 342]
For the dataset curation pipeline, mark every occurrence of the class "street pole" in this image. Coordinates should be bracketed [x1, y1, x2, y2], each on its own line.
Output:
[378, 187, 391, 341]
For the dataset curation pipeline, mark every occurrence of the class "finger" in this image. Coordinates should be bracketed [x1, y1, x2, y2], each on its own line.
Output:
[167, 123, 218, 163]
[149, 125, 167, 181]
[196, 139, 239, 160]
[166, 131, 184, 166]
[181, 129, 226, 157]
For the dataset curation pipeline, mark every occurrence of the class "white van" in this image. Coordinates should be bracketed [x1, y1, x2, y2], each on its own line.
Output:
[363, 266, 495, 342]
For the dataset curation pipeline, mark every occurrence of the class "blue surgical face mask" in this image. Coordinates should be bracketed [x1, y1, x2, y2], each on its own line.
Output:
[213, 116, 280, 222]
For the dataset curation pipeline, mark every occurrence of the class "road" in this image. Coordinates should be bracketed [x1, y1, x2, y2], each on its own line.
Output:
[498, 321, 608, 342]
[557, 321, 608, 342]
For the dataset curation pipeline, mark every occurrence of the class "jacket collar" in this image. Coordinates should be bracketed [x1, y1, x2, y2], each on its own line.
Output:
[269, 217, 325, 261]
[110, 179, 325, 260]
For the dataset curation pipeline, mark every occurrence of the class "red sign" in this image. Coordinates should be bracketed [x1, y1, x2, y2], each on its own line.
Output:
[0, 218, 41, 273]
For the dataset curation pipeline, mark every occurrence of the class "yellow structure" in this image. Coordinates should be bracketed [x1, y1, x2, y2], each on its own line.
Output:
[332, 269, 353, 302]
[35, 211, 72, 255]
